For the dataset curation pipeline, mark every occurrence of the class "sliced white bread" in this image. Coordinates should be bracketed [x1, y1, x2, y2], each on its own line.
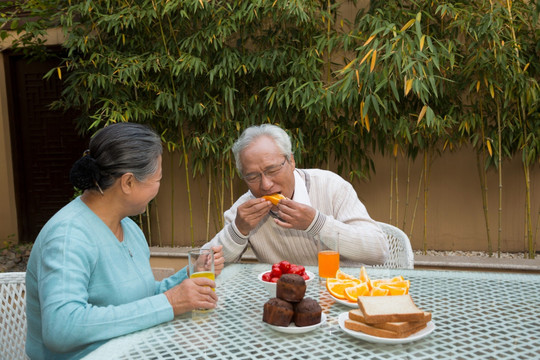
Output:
[344, 318, 428, 339]
[349, 308, 431, 333]
[356, 294, 425, 324]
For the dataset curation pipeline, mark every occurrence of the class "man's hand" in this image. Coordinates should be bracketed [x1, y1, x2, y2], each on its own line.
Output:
[234, 198, 273, 235]
[273, 198, 316, 230]
[212, 245, 225, 276]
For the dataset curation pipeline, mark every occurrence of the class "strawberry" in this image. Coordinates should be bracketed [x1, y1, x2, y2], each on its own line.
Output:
[262, 272, 272, 282]
[279, 260, 291, 274]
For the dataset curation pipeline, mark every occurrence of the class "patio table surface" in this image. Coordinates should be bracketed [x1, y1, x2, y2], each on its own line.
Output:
[82, 263, 540, 359]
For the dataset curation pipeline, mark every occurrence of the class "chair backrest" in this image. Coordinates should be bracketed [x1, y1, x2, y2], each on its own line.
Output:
[373, 222, 414, 269]
[0, 272, 27, 360]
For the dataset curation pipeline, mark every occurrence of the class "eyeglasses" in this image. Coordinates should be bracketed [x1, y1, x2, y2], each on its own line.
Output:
[242, 158, 288, 184]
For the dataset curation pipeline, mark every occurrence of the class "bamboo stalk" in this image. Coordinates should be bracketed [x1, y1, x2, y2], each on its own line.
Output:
[523, 161, 533, 259]
[394, 155, 399, 227]
[389, 157, 394, 224]
[409, 167, 424, 242]
[476, 152, 492, 256]
[170, 152, 175, 247]
[206, 171, 212, 242]
[496, 103, 502, 258]
[423, 151, 429, 254]
[179, 125, 195, 247]
[146, 203, 152, 245]
[402, 157, 411, 230]
[154, 197, 162, 247]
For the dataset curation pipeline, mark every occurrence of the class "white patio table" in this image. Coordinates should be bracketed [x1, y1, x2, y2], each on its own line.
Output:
[82, 263, 540, 359]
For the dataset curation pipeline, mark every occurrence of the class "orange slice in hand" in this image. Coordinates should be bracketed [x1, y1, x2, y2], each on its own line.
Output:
[262, 193, 286, 205]
[344, 282, 370, 302]
[326, 279, 358, 300]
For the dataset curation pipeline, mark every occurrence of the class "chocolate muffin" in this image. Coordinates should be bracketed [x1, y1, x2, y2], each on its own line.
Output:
[263, 298, 294, 327]
[276, 274, 306, 303]
[293, 297, 322, 327]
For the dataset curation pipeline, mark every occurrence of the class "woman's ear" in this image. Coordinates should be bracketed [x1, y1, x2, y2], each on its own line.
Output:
[120, 173, 135, 194]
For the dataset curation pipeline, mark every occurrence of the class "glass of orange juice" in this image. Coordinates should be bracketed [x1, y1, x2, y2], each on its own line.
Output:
[317, 233, 340, 280]
[188, 248, 215, 286]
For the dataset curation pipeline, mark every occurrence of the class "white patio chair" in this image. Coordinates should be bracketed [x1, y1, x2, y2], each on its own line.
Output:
[373, 222, 414, 269]
[0, 272, 27, 360]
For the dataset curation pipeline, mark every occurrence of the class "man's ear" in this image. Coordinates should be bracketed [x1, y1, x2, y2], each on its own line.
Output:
[120, 173, 135, 194]
[290, 155, 296, 170]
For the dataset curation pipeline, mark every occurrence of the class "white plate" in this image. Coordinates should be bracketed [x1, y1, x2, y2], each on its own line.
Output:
[338, 312, 435, 344]
[264, 312, 327, 334]
[329, 294, 358, 308]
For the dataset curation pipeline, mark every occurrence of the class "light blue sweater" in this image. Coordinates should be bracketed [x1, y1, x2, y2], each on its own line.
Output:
[26, 197, 187, 359]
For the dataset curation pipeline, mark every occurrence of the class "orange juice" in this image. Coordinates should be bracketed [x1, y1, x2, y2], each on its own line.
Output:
[318, 250, 340, 278]
[190, 271, 216, 291]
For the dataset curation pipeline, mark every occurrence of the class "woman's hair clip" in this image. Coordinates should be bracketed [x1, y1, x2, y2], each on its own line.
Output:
[83, 149, 91, 157]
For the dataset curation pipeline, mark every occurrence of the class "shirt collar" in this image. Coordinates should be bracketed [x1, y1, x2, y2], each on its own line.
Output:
[291, 169, 311, 206]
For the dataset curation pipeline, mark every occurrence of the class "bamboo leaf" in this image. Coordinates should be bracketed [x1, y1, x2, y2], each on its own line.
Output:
[417, 105, 428, 124]
[401, 19, 415, 32]
[363, 34, 376, 47]
[359, 49, 374, 66]
[57, 67, 62, 80]
[370, 50, 377, 72]
[405, 79, 413, 96]
[487, 140, 493, 156]
[420, 35, 426, 51]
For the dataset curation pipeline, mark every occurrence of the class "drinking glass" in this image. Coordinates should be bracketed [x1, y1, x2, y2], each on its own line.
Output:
[188, 248, 215, 288]
[317, 233, 340, 280]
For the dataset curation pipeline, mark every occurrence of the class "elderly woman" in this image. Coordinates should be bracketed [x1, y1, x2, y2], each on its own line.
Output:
[25, 123, 224, 359]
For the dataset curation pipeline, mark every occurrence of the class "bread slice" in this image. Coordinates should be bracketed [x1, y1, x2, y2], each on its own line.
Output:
[357, 294, 425, 324]
[344, 318, 427, 339]
[349, 308, 431, 333]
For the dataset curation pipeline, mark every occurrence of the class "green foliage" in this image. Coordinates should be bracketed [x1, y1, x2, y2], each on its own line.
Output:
[1, 0, 538, 252]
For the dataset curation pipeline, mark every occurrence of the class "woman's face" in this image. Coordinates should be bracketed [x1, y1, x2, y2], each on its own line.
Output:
[129, 155, 162, 215]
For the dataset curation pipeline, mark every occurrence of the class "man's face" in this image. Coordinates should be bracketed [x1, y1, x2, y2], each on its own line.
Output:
[239, 136, 295, 199]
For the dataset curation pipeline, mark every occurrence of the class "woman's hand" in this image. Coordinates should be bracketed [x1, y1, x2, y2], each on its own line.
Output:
[164, 277, 218, 315]
[212, 245, 225, 276]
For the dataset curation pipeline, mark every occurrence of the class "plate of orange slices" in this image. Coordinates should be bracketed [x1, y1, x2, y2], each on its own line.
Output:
[325, 268, 411, 306]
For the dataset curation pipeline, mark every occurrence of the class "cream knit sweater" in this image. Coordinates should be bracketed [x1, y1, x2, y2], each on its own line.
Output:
[206, 169, 388, 266]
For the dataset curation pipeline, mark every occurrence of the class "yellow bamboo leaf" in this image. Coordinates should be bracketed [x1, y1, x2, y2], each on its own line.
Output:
[393, 143, 398, 157]
[198, 0, 204, 7]
[476, 80, 480, 92]
[417, 105, 427, 124]
[400, 19, 415, 32]
[340, 20, 344, 28]
[242, 65, 247, 74]
[363, 34, 376, 47]
[359, 49, 374, 66]
[523, 63, 530, 72]
[57, 67, 62, 80]
[489, 84, 494, 98]
[420, 35, 426, 51]
[486, 140, 493, 156]
[365, 114, 370, 132]
[405, 79, 413, 96]
[355, 69, 360, 86]
[342, 59, 357, 72]
[443, 139, 449, 151]
[370, 50, 377, 72]
[122, 34, 125, 45]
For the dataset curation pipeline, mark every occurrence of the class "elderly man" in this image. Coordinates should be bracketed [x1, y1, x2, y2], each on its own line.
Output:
[205, 124, 388, 266]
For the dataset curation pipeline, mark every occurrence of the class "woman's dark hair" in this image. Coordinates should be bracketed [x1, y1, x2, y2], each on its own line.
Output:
[70, 123, 162, 192]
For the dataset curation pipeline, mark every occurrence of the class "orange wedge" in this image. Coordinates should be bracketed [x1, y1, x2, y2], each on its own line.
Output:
[344, 282, 370, 302]
[379, 285, 408, 295]
[369, 287, 389, 296]
[326, 279, 358, 300]
[262, 193, 285, 205]
[359, 266, 370, 283]
[336, 269, 357, 281]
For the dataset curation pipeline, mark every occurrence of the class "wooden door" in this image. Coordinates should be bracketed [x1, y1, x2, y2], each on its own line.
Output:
[6, 52, 88, 243]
